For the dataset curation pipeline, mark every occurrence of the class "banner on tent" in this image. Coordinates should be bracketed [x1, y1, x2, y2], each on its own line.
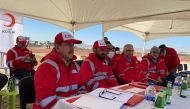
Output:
[0, 10, 23, 52]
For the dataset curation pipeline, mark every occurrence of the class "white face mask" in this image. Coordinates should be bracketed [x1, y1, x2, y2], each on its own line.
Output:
[107, 51, 115, 59]
[115, 51, 120, 54]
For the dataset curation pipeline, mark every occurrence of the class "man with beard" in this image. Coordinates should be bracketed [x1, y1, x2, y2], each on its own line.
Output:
[80, 40, 118, 92]
[6, 36, 37, 80]
[140, 46, 167, 85]
[34, 32, 86, 109]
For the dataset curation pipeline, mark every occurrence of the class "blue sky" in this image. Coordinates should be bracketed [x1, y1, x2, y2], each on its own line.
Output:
[23, 18, 190, 53]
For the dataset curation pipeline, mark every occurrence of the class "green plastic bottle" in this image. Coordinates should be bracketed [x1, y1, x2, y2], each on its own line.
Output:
[160, 90, 166, 106]
[154, 92, 165, 109]
[7, 77, 15, 92]
[180, 78, 188, 98]
[166, 81, 172, 104]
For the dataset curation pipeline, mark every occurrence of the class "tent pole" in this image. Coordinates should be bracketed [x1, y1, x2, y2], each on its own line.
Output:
[142, 33, 148, 57]
[142, 41, 147, 57]
[102, 24, 105, 40]
[71, 21, 76, 36]
[102, 31, 105, 40]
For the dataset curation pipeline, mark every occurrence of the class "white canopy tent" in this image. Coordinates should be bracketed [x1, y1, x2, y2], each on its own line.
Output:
[108, 20, 190, 55]
[1, 0, 190, 33]
[109, 20, 190, 41]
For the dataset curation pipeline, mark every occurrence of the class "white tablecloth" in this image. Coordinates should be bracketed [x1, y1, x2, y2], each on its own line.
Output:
[53, 85, 190, 109]
[122, 92, 190, 109]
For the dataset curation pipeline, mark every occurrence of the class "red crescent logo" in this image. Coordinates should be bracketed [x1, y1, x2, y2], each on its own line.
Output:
[3, 13, 16, 28]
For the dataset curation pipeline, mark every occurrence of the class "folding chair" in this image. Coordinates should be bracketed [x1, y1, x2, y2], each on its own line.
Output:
[183, 64, 190, 75]
[0, 52, 9, 76]
[75, 60, 83, 67]
[184, 64, 188, 71]
[177, 64, 183, 73]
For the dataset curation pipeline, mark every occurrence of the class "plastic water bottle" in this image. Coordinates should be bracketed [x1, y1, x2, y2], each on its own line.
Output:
[160, 89, 166, 106]
[166, 81, 172, 104]
[144, 82, 157, 105]
[15, 78, 19, 92]
[180, 77, 188, 98]
[187, 77, 190, 88]
[173, 75, 182, 95]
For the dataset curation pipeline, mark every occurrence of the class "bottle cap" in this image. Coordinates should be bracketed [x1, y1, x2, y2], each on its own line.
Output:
[149, 82, 154, 86]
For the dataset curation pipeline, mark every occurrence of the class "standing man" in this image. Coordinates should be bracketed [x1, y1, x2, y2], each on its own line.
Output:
[80, 40, 118, 92]
[113, 44, 141, 84]
[34, 32, 85, 109]
[159, 44, 180, 84]
[103, 36, 111, 45]
[6, 36, 37, 80]
[140, 46, 167, 85]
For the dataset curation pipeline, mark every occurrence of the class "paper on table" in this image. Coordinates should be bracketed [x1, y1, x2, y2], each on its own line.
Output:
[125, 87, 145, 93]
[53, 99, 79, 109]
[89, 88, 134, 102]
[72, 94, 124, 109]
[72, 88, 134, 109]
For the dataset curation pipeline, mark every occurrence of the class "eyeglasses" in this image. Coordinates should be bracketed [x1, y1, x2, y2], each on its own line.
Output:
[98, 89, 122, 100]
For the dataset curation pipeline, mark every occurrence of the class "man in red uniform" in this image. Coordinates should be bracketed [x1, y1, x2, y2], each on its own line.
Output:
[113, 44, 141, 84]
[34, 32, 85, 109]
[106, 45, 115, 65]
[159, 44, 180, 84]
[6, 36, 37, 80]
[109, 47, 121, 72]
[140, 46, 167, 85]
[80, 40, 118, 92]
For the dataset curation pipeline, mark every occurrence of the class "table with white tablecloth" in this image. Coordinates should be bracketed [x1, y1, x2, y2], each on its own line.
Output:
[121, 92, 190, 109]
[53, 84, 190, 109]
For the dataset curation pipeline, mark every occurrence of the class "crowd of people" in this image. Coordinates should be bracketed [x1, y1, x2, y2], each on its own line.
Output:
[0, 32, 180, 109]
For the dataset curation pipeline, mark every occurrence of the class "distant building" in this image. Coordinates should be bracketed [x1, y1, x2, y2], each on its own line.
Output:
[24, 36, 30, 41]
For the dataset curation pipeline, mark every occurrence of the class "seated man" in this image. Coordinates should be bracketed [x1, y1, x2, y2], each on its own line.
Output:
[6, 36, 37, 80]
[80, 40, 118, 92]
[114, 47, 120, 55]
[109, 47, 121, 72]
[34, 32, 85, 109]
[140, 46, 167, 85]
[113, 44, 141, 84]
[106, 45, 115, 65]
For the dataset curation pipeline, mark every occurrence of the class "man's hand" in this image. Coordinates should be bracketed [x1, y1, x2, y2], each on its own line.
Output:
[31, 57, 37, 63]
[158, 77, 164, 83]
[130, 80, 134, 83]
[21, 55, 29, 62]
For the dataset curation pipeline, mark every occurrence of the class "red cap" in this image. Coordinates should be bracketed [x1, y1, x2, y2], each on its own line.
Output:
[16, 36, 27, 44]
[54, 32, 82, 44]
[93, 40, 108, 49]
